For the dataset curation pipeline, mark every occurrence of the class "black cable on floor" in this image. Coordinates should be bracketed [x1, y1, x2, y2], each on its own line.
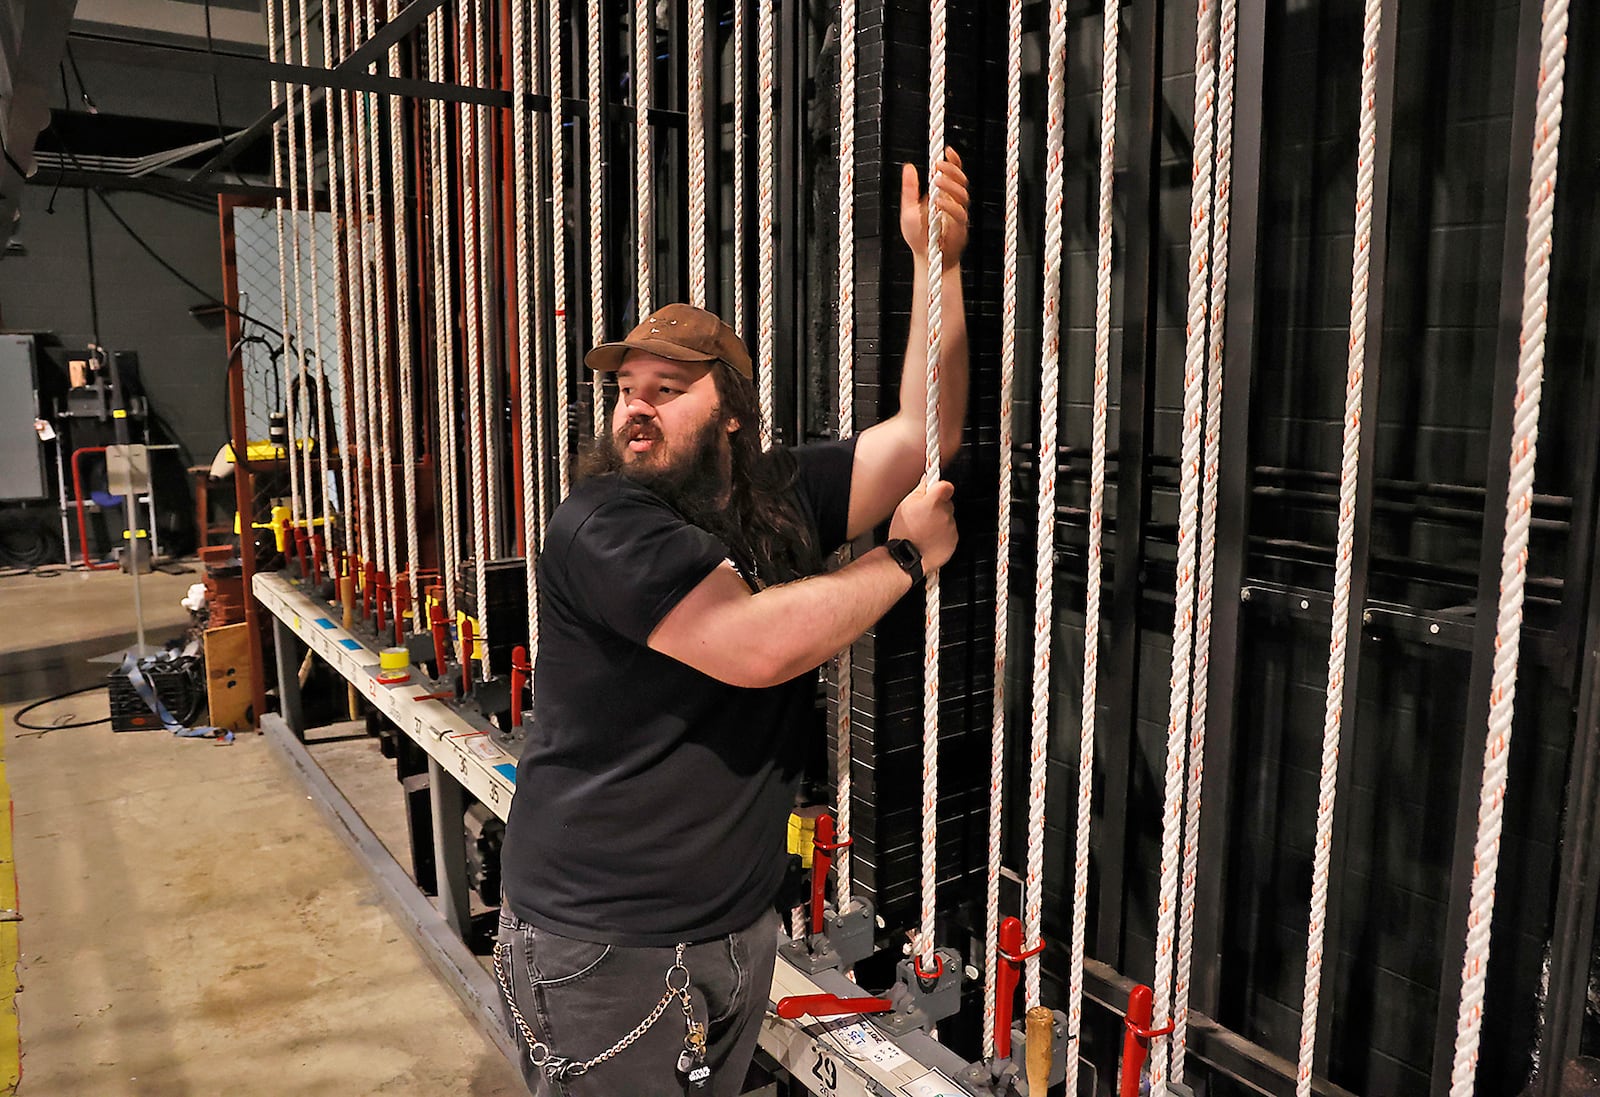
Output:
[12, 682, 111, 732]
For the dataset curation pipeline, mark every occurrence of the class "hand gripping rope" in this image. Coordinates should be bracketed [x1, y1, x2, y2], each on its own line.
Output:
[833, 0, 858, 916]
[1295, 0, 1381, 1091]
[916, 0, 948, 980]
[1450, 2, 1566, 1094]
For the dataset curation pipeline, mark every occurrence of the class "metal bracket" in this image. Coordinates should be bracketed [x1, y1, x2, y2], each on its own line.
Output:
[778, 898, 877, 974]
[876, 948, 963, 1036]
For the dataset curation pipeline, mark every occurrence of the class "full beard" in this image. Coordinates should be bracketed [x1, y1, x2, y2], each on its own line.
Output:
[582, 415, 732, 534]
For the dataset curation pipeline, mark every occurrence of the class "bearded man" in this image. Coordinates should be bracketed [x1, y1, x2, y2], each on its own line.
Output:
[496, 149, 969, 1097]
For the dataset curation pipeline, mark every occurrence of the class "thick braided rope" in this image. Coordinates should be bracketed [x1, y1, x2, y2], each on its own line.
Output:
[349, 0, 384, 576]
[916, 0, 947, 975]
[1150, 1, 1217, 1091]
[429, 6, 461, 621]
[512, 0, 540, 661]
[756, 0, 776, 448]
[529, 4, 552, 535]
[386, 0, 420, 620]
[321, 0, 356, 569]
[459, 0, 492, 673]
[634, 0, 653, 318]
[982, 0, 1022, 1059]
[588, 0, 605, 436]
[293, 0, 324, 545]
[298, 0, 333, 575]
[1450, 3, 1565, 1092]
[283, 0, 312, 529]
[688, 0, 707, 307]
[1173, 0, 1237, 1078]
[549, 0, 571, 497]
[266, 0, 301, 525]
[338, 0, 374, 569]
[364, 0, 396, 583]
[475, 0, 501, 563]
[1026, 0, 1068, 1010]
[1067, 0, 1118, 1087]
[732, 0, 747, 348]
[833, 0, 858, 910]
[1294, 0, 1380, 1090]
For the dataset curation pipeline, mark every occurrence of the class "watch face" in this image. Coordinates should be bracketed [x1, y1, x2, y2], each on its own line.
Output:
[889, 538, 921, 573]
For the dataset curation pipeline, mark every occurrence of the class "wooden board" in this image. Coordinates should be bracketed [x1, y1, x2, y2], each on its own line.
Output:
[204, 623, 254, 734]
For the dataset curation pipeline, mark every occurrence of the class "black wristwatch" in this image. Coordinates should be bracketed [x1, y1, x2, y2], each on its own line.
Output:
[885, 538, 925, 585]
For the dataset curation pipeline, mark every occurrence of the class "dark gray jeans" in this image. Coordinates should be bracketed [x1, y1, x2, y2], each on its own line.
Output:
[494, 905, 780, 1097]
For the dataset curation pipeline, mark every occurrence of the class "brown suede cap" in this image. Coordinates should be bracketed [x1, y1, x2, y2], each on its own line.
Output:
[582, 303, 753, 379]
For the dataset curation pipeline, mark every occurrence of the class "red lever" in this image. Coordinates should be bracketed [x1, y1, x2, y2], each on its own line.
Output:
[394, 573, 412, 637]
[510, 645, 530, 727]
[775, 993, 893, 1020]
[292, 523, 310, 573]
[1119, 984, 1176, 1097]
[429, 592, 449, 678]
[809, 814, 852, 935]
[460, 618, 476, 694]
[992, 917, 1046, 1060]
[374, 570, 390, 637]
[309, 532, 325, 586]
[363, 562, 376, 619]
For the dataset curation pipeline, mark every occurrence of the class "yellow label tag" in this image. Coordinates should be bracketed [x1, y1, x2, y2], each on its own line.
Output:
[112, 409, 128, 419]
[787, 813, 817, 869]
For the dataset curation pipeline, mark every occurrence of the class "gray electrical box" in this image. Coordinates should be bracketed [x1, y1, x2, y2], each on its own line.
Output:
[0, 335, 46, 501]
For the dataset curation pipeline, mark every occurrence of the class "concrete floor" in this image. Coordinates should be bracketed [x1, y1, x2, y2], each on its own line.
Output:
[2, 566, 525, 1097]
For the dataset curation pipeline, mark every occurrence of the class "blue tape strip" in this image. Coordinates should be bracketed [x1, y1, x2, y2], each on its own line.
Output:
[339, 638, 362, 650]
[494, 764, 517, 783]
[314, 617, 336, 629]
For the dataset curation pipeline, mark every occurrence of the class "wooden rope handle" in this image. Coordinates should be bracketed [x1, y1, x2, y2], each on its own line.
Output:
[1026, 1005, 1053, 1095]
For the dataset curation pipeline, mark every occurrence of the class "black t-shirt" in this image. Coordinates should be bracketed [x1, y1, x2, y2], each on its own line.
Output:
[501, 437, 857, 946]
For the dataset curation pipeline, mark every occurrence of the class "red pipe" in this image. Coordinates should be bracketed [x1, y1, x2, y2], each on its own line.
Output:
[70, 447, 120, 570]
[309, 532, 325, 586]
[460, 618, 476, 694]
[994, 916, 1046, 1060]
[292, 523, 311, 575]
[394, 572, 411, 637]
[374, 570, 390, 638]
[1119, 984, 1175, 1097]
[509, 644, 529, 727]
[363, 561, 376, 619]
[809, 814, 851, 936]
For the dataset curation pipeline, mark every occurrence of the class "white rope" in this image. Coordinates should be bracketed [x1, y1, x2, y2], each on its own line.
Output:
[476, 1, 501, 566]
[1066, 0, 1117, 1087]
[916, 0, 947, 976]
[983, 0, 1023, 1060]
[297, 0, 333, 577]
[529, 4, 552, 536]
[688, 0, 707, 308]
[588, 0, 606, 436]
[386, 0, 419, 625]
[266, 0, 301, 526]
[833, 0, 858, 913]
[347, 0, 384, 580]
[291, 0, 320, 553]
[286, 0, 317, 545]
[364, 0, 396, 588]
[1174, 0, 1236, 1078]
[733, 0, 747, 348]
[513, 0, 540, 663]
[1026, 0, 1069, 1011]
[1294, 0, 1379, 1090]
[338, 0, 374, 572]
[634, 0, 653, 319]
[1450, 2, 1565, 1092]
[320, 0, 355, 574]
[756, 0, 775, 448]
[1150, 0, 1217, 1088]
[549, 0, 572, 499]
[428, 5, 460, 622]
[460, 0, 492, 675]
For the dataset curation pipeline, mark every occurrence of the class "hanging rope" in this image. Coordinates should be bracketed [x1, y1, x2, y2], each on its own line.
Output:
[363, 0, 397, 588]
[339, 0, 375, 573]
[384, 0, 419, 626]
[1450, 2, 1566, 1092]
[1025, 0, 1069, 1010]
[1173, 0, 1237, 1079]
[1293, 0, 1379, 1090]
[634, 0, 653, 319]
[320, 0, 355, 575]
[512, 0, 540, 663]
[296, 0, 332, 577]
[529, 4, 552, 536]
[916, 0, 948, 976]
[756, 0, 776, 447]
[1066, 0, 1118, 1088]
[460, 0, 493, 675]
[688, 0, 708, 308]
[1150, 0, 1218, 1089]
[348, 0, 385, 581]
[266, 0, 301, 527]
[283, 0, 311, 533]
[588, 0, 606, 437]
[982, 0, 1023, 1060]
[428, 4, 461, 622]
[833, 0, 858, 913]
[733, 0, 748, 349]
[549, 0, 572, 498]
[476, 0, 502, 564]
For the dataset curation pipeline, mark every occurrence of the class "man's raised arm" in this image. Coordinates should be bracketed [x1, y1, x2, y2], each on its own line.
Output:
[846, 147, 971, 540]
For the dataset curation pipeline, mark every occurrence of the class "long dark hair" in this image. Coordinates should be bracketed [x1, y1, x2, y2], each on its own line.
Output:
[577, 361, 820, 587]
